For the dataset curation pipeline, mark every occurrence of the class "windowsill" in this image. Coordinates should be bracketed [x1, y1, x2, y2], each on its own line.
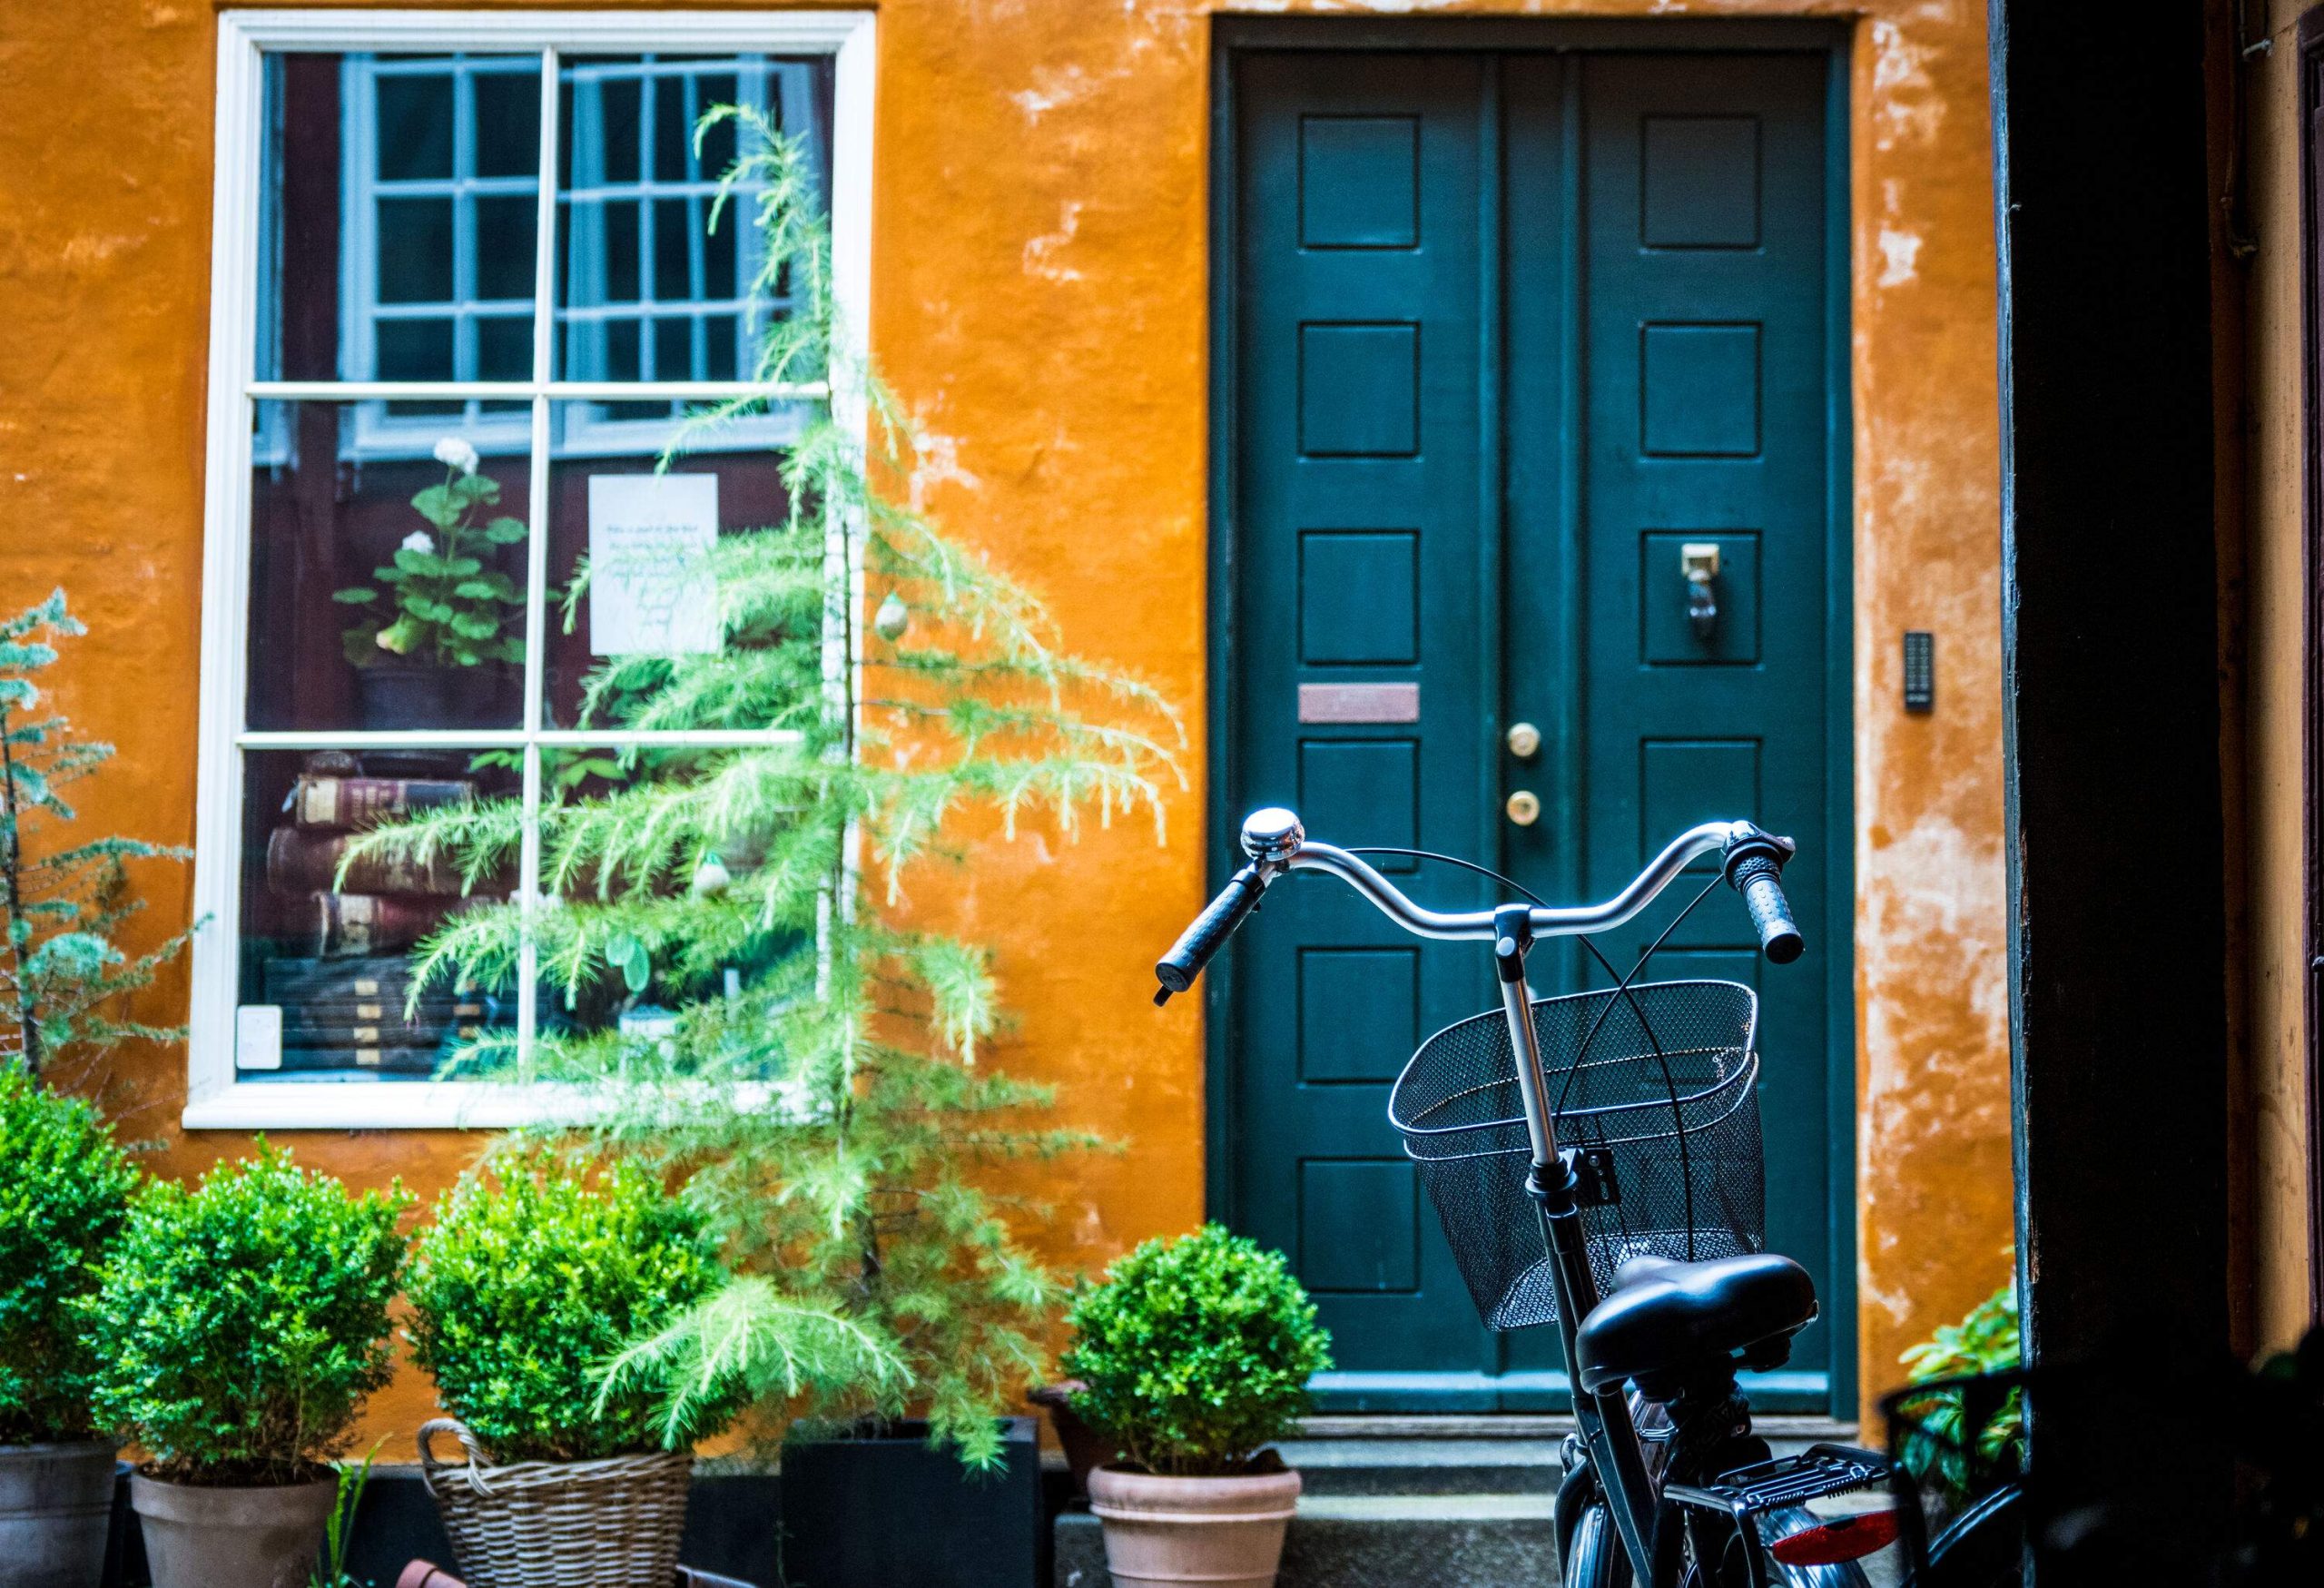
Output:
[181, 1079, 600, 1132]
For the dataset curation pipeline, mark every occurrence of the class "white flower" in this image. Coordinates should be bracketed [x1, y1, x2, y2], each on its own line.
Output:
[433, 437, 480, 476]
[401, 530, 436, 556]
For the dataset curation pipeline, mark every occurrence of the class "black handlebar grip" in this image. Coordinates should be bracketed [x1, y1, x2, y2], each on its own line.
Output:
[1738, 870, 1804, 964]
[1155, 865, 1269, 1002]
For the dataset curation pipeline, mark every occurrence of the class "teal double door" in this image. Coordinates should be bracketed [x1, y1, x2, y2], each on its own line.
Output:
[1219, 46, 1847, 1411]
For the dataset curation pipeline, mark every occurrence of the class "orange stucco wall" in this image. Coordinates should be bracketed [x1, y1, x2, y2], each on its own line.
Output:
[0, 0, 2011, 1445]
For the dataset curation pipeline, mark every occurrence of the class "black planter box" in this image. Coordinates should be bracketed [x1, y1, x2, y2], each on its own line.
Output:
[778, 1418, 1044, 1588]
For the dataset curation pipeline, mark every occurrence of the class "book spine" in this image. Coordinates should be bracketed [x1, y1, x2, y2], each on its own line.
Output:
[302, 893, 458, 957]
[292, 776, 474, 833]
[266, 828, 497, 898]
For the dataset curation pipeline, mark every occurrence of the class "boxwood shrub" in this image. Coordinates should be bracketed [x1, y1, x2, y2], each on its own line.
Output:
[1062, 1224, 1332, 1476]
[80, 1144, 410, 1484]
[406, 1156, 733, 1462]
[0, 1069, 139, 1445]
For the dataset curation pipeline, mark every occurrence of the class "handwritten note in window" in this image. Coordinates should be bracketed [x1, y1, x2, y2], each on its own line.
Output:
[586, 474, 719, 656]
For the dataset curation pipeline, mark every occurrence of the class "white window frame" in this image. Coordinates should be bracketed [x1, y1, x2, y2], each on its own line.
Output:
[189, 8, 874, 1130]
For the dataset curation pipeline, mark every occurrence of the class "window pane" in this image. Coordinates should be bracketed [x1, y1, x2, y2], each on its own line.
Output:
[652, 197, 692, 302]
[257, 53, 542, 382]
[247, 401, 532, 733]
[475, 195, 540, 301]
[474, 68, 542, 179]
[539, 401, 796, 726]
[375, 70, 454, 181]
[652, 316, 692, 382]
[476, 314, 533, 384]
[555, 54, 834, 380]
[377, 319, 457, 388]
[234, 747, 520, 1084]
[378, 198, 455, 302]
[523, 747, 804, 1078]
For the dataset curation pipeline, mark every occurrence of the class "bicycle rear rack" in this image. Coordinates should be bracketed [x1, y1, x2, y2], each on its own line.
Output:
[1661, 1444, 1897, 1585]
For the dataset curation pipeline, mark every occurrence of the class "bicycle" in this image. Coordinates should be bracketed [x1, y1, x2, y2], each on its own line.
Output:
[1153, 806, 1905, 1587]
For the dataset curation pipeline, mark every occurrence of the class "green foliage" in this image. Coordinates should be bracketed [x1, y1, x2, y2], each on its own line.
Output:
[0, 1066, 139, 1443]
[80, 1145, 410, 1484]
[1893, 1276, 2024, 1503]
[335, 440, 527, 669]
[406, 1154, 736, 1461]
[0, 591, 193, 1084]
[1062, 1226, 1332, 1476]
[350, 108, 1180, 1470]
[310, 1442, 382, 1588]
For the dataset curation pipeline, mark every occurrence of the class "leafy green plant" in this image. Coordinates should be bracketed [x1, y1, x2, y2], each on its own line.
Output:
[309, 1440, 383, 1588]
[0, 1066, 139, 1444]
[349, 110, 1179, 1468]
[0, 591, 192, 1083]
[1893, 1275, 2024, 1502]
[407, 1154, 736, 1461]
[1061, 1226, 1332, 1477]
[80, 1145, 410, 1484]
[335, 436, 527, 670]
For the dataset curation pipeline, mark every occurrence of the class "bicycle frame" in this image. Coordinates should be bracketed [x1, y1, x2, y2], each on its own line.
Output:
[1250, 815, 1767, 1577]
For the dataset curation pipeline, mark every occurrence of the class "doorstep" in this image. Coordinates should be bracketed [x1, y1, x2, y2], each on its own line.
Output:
[1051, 1415, 1858, 1588]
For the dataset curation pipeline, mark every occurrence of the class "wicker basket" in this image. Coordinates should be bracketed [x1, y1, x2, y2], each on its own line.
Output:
[417, 1419, 694, 1588]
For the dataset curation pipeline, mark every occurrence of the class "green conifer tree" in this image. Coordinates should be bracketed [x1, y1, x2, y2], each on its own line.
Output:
[0, 592, 192, 1083]
[351, 111, 1180, 1465]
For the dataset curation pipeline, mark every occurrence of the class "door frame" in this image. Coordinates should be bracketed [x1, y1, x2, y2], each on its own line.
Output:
[1202, 15, 1859, 1415]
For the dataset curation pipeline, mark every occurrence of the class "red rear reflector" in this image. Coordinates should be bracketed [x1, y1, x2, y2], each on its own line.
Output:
[1767, 1508, 1900, 1566]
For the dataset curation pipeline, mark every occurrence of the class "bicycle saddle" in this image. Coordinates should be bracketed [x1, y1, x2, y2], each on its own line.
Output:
[1571, 1252, 1817, 1396]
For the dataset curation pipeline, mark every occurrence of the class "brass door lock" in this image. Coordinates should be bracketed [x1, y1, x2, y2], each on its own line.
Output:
[1506, 721, 1542, 760]
[1505, 789, 1542, 827]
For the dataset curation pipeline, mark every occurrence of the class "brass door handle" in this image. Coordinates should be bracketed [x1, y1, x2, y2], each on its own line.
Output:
[1505, 790, 1542, 827]
[1505, 721, 1542, 760]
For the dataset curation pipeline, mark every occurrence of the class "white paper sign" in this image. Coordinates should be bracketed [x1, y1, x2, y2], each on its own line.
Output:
[587, 474, 720, 656]
[235, 1004, 283, 1071]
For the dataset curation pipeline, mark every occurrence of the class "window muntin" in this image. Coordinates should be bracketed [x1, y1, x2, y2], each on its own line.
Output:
[199, 15, 862, 1121]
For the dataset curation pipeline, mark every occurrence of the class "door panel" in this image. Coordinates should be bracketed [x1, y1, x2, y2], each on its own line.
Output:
[1230, 51, 1495, 1378]
[1225, 47, 1843, 1410]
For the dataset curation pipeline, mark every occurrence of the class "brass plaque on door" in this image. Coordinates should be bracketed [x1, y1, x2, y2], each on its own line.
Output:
[1297, 683, 1420, 724]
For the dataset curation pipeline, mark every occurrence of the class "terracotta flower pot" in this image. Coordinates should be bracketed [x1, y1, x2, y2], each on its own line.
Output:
[1087, 1464, 1302, 1588]
[0, 1441, 115, 1588]
[130, 1472, 338, 1588]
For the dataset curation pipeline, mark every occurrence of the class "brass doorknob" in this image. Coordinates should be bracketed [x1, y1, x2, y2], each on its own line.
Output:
[1505, 790, 1542, 827]
[1505, 721, 1542, 760]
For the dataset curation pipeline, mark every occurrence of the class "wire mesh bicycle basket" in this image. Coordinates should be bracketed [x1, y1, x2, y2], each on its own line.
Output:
[1388, 979, 1766, 1331]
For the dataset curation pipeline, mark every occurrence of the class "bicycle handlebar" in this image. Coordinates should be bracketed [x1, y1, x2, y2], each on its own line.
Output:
[1152, 808, 1802, 1000]
[1152, 863, 1269, 1005]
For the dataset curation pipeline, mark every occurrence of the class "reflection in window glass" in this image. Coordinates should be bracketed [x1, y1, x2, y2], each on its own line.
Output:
[556, 54, 830, 446]
[246, 403, 529, 734]
[257, 54, 541, 445]
[235, 749, 520, 1083]
[231, 35, 836, 1090]
[540, 402, 793, 726]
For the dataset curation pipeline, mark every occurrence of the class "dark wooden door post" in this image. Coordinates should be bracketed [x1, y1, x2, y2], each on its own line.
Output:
[1990, 0, 2232, 1569]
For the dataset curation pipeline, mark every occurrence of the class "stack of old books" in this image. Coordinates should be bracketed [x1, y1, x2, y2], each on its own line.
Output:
[260, 755, 511, 1075]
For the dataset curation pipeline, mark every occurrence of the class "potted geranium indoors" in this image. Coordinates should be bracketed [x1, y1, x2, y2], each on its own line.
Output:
[334, 435, 527, 729]
[1064, 1226, 1333, 1588]
[405, 1153, 737, 1588]
[0, 1069, 139, 1588]
[81, 1146, 409, 1588]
